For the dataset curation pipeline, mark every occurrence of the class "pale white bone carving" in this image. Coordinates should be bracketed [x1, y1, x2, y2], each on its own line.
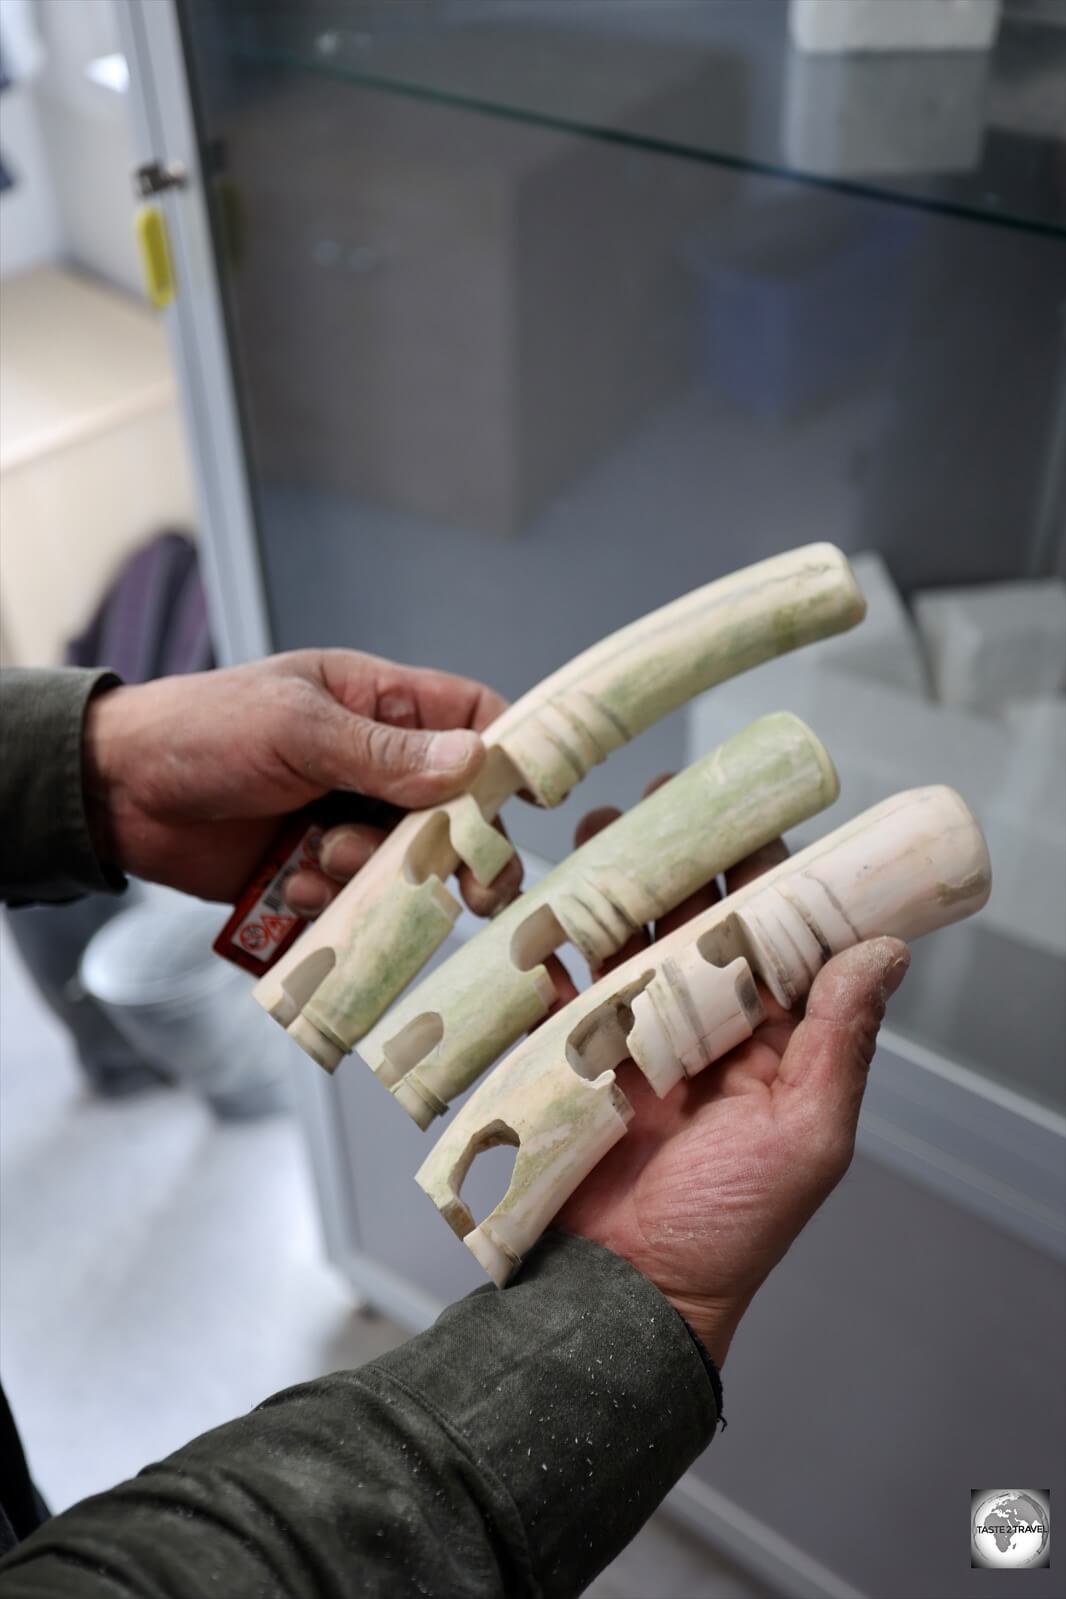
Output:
[416, 786, 991, 1286]
[254, 545, 865, 1069]
[362, 711, 839, 1127]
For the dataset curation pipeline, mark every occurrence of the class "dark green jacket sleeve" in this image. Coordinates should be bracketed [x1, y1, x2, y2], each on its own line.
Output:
[0, 1233, 719, 1599]
[0, 668, 124, 903]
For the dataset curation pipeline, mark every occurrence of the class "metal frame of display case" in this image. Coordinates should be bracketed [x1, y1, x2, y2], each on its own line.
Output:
[119, 6, 1065, 1595]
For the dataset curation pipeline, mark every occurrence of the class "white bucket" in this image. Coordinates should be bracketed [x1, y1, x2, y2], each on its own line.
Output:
[80, 886, 293, 1118]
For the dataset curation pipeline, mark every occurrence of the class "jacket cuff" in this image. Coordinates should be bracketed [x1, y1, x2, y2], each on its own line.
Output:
[368, 1231, 719, 1595]
[0, 668, 126, 903]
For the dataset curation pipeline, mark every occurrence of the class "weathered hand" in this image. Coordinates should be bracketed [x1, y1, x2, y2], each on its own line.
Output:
[83, 650, 521, 909]
[553, 796, 909, 1367]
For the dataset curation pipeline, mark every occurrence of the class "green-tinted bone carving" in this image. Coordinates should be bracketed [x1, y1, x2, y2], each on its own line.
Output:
[255, 544, 865, 1069]
[361, 712, 838, 1126]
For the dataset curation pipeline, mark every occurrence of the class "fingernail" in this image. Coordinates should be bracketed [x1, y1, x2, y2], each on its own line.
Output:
[285, 878, 331, 915]
[320, 827, 376, 878]
[379, 693, 417, 725]
[489, 874, 522, 912]
[881, 940, 911, 998]
[426, 729, 480, 772]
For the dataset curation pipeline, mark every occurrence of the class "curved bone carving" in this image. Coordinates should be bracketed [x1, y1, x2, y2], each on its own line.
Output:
[362, 711, 839, 1127]
[416, 786, 991, 1285]
[255, 545, 866, 1069]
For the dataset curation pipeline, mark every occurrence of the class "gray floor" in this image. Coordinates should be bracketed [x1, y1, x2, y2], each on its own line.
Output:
[0, 918, 767, 1597]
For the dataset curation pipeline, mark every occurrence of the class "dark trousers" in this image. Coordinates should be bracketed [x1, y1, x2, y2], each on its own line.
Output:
[0, 1383, 48, 1555]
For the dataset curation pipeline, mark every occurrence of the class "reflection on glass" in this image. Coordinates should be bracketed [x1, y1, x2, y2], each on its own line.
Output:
[690, 554, 1066, 1111]
[200, 0, 1066, 234]
[179, 0, 1066, 1103]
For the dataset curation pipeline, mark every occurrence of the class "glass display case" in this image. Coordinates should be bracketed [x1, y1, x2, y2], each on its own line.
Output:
[173, 0, 1066, 1103]
[122, 5, 1066, 1595]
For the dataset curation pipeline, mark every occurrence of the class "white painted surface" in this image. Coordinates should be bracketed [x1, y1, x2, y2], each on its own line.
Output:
[0, 0, 143, 294]
[0, 82, 62, 276]
[790, 0, 1001, 54]
[35, 0, 143, 297]
[37, 92, 142, 297]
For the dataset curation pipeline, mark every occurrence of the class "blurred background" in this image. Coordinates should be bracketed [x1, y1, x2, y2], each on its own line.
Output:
[1, 2, 1064, 1595]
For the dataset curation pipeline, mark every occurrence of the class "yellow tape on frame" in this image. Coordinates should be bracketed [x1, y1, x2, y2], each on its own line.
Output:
[134, 204, 175, 309]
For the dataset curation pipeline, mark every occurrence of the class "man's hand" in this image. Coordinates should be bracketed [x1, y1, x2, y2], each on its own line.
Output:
[83, 650, 521, 909]
[553, 794, 909, 1368]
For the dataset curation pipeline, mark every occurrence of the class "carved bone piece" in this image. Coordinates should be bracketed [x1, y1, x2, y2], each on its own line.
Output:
[362, 711, 839, 1127]
[255, 544, 866, 1069]
[415, 786, 991, 1285]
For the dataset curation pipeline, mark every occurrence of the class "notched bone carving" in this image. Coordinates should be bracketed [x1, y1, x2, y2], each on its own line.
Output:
[627, 951, 765, 1095]
[254, 544, 866, 1069]
[416, 785, 992, 1285]
[362, 711, 839, 1126]
[268, 759, 519, 1070]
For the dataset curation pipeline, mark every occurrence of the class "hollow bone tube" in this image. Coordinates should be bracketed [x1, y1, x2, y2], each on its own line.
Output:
[254, 544, 865, 1070]
[361, 711, 839, 1128]
[415, 785, 991, 1286]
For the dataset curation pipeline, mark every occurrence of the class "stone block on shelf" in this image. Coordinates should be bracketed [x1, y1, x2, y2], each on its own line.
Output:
[999, 694, 1066, 821]
[784, 42, 988, 178]
[789, 0, 1001, 55]
[688, 666, 1064, 960]
[1001, 693, 1066, 749]
[913, 578, 1066, 713]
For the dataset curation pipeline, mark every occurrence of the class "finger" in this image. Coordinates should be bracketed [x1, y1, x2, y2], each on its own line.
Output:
[723, 837, 790, 897]
[308, 702, 488, 808]
[773, 937, 910, 1160]
[318, 822, 389, 882]
[653, 839, 790, 942]
[653, 837, 789, 943]
[541, 953, 580, 1015]
[284, 869, 340, 916]
[573, 805, 621, 849]
[320, 651, 508, 734]
[458, 820, 523, 917]
[654, 879, 721, 941]
[592, 925, 651, 981]
[572, 780, 672, 849]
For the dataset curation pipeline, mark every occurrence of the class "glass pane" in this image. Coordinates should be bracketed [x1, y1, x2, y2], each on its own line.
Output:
[191, 0, 1066, 237]
[179, 0, 1066, 1109]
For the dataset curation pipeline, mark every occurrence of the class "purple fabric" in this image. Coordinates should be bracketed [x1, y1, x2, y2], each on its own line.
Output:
[65, 530, 214, 682]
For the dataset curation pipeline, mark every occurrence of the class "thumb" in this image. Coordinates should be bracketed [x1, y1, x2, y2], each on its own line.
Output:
[335, 714, 486, 807]
[774, 936, 910, 1158]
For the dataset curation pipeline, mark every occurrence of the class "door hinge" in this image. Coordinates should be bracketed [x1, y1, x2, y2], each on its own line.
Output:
[132, 159, 187, 198]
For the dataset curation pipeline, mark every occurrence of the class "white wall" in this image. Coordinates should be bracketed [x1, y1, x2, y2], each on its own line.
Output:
[0, 80, 62, 276]
[0, 0, 142, 295]
[38, 90, 142, 296]
[36, 0, 142, 295]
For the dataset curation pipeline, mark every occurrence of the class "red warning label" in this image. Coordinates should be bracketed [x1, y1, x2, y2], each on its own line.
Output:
[219, 823, 325, 971]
